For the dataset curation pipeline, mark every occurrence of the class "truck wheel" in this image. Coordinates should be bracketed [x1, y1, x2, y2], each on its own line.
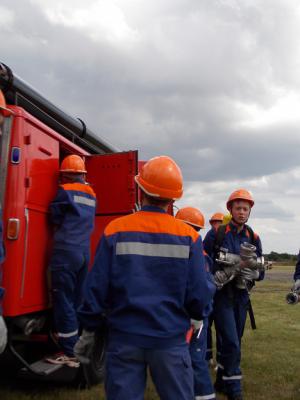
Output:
[82, 331, 106, 386]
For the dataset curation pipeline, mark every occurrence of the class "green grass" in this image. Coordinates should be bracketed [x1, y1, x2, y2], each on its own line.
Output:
[1, 265, 299, 399]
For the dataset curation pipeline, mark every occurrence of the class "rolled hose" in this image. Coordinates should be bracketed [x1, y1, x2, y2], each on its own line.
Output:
[286, 291, 299, 305]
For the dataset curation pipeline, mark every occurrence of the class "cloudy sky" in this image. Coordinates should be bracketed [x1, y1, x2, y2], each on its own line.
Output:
[1, 0, 300, 253]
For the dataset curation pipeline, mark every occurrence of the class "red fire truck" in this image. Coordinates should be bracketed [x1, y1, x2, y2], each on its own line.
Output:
[0, 62, 139, 384]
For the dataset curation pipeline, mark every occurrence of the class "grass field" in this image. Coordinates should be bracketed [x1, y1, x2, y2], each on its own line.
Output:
[0, 264, 299, 400]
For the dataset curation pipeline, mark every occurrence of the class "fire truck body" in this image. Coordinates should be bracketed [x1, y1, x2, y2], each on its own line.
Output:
[0, 63, 138, 380]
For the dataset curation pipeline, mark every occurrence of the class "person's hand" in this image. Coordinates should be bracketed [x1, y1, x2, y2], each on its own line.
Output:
[74, 330, 95, 364]
[0, 316, 7, 354]
[239, 267, 259, 281]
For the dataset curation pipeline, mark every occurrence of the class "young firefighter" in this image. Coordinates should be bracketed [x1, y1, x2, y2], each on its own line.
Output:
[204, 189, 264, 400]
[291, 252, 300, 300]
[175, 206, 216, 400]
[203, 212, 224, 366]
[46, 155, 96, 367]
[75, 156, 216, 400]
[0, 90, 11, 354]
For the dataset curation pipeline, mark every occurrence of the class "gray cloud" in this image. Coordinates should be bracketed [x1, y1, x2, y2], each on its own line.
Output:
[0, 0, 300, 252]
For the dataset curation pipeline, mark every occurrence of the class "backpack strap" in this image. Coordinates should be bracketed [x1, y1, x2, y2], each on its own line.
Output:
[214, 224, 227, 256]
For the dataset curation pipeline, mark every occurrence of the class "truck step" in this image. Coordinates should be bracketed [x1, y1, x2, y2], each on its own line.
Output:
[20, 359, 64, 376]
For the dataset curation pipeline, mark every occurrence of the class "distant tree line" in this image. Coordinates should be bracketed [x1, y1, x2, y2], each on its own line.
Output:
[265, 251, 298, 263]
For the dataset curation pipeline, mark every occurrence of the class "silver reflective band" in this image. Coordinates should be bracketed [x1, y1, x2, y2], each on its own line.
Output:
[195, 394, 216, 400]
[58, 329, 78, 338]
[74, 195, 96, 207]
[116, 242, 190, 259]
[222, 375, 242, 380]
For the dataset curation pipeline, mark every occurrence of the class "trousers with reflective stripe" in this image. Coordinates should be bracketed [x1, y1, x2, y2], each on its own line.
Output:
[213, 288, 248, 396]
[50, 248, 89, 356]
[189, 318, 216, 399]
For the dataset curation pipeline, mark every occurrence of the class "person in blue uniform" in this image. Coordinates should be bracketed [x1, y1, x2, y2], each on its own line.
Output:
[204, 189, 264, 400]
[46, 155, 96, 367]
[292, 252, 300, 295]
[176, 206, 216, 400]
[203, 212, 224, 367]
[75, 156, 216, 400]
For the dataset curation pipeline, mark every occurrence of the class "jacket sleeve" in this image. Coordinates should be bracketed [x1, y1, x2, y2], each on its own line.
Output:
[184, 236, 216, 320]
[77, 234, 112, 331]
[294, 251, 300, 281]
[49, 187, 71, 226]
[203, 228, 216, 259]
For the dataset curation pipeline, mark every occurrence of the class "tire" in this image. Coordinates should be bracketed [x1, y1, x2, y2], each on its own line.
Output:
[82, 330, 106, 386]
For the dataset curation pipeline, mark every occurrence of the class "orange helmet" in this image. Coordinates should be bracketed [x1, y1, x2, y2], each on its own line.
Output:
[175, 207, 205, 229]
[0, 90, 13, 116]
[60, 155, 87, 174]
[226, 189, 254, 210]
[209, 212, 224, 223]
[135, 156, 183, 200]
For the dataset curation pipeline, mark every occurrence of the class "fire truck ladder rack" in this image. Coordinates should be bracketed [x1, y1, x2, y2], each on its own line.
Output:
[0, 62, 117, 155]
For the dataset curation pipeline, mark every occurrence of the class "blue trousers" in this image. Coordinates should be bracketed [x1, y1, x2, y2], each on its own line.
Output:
[213, 287, 249, 396]
[189, 319, 215, 399]
[50, 248, 89, 356]
[105, 342, 194, 400]
[206, 315, 222, 363]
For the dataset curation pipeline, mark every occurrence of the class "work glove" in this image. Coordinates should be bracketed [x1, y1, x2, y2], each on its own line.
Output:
[214, 269, 235, 289]
[292, 279, 300, 292]
[239, 267, 260, 281]
[74, 330, 95, 365]
[0, 316, 7, 354]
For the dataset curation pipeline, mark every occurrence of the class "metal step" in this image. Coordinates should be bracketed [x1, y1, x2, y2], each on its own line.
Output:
[20, 359, 64, 376]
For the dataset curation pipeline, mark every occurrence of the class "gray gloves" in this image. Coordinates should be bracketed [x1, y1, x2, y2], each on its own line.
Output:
[0, 316, 7, 354]
[74, 330, 95, 364]
[292, 279, 300, 292]
[239, 267, 260, 281]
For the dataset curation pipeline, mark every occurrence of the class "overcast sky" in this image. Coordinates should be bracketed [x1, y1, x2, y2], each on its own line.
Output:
[1, 0, 300, 253]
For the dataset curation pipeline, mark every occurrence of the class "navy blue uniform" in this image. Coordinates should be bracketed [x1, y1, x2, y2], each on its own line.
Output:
[189, 252, 216, 399]
[204, 222, 263, 398]
[293, 251, 300, 281]
[78, 205, 216, 400]
[49, 180, 96, 356]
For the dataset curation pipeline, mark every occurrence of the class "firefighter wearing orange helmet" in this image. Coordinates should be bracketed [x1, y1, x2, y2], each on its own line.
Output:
[203, 189, 264, 400]
[176, 207, 216, 400]
[203, 211, 224, 368]
[46, 155, 96, 367]
[76, 156, 215, 400]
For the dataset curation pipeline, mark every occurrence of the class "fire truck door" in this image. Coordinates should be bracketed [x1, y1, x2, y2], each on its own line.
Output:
[85, 150, 138, 262]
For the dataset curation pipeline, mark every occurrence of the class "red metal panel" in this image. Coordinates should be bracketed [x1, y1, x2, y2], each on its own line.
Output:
[2, 111, 88, 317]
[86, 151, 138, 215]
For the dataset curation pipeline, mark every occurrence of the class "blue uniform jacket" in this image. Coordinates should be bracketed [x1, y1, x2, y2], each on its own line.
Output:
[293, 251, 300, 280]
[203, 222, 264, 280]
[78, 205, 216, 348]
[50, 181, 96, 251]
